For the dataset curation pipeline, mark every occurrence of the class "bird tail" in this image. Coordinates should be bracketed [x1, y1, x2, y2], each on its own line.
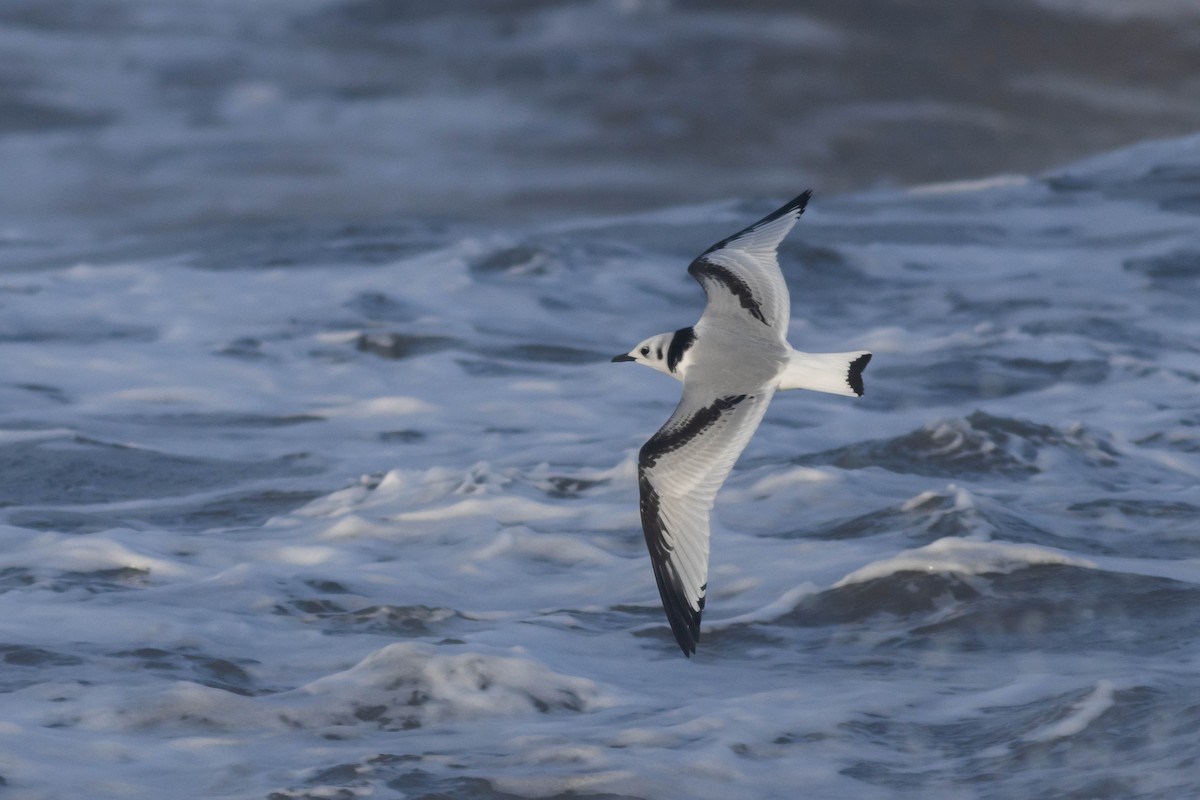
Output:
[778, 351, 871, 397]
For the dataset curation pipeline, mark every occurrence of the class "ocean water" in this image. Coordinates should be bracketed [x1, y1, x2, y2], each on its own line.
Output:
[3, 130, 1200, 798]
[5, 2, 1200, 798]
[4, 0, 1200, 234]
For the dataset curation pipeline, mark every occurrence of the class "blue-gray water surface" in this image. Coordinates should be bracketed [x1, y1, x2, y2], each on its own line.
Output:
[2, 135, 1200, 798]
[3, 3, 1200, 799]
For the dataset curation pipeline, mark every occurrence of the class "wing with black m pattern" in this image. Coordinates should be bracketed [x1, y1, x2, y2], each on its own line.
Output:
[637, 384, 776, 655]
[687, 190, 810, 337]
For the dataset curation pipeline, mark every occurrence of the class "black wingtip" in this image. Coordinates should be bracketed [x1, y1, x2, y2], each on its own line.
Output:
[651, 553, 703, 657]
[848, 353, 872, 397]
[756, 190, 813, 226]
[700, 189, 815, 257]
[785, 188, 813, 217]
[676, 589, 704, 657]
[640, 473, 703, 657]
[665, 590, 701, 657]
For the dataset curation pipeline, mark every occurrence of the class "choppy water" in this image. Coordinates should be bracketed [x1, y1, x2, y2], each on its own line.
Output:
[2, 130, 1200, 798]
[5, 2, 1200, 798]
[4, 0, 1200, 235]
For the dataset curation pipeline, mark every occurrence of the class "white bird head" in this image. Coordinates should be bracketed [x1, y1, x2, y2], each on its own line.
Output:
[612, 332, 677, 377]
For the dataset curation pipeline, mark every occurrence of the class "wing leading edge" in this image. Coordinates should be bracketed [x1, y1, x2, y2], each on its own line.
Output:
[637, 387, 775, 655]
[686, 190, 811, 335]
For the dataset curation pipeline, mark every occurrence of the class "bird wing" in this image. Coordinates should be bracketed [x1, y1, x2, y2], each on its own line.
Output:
[687, 190, 810, 338]
[638, 383, 776, 655]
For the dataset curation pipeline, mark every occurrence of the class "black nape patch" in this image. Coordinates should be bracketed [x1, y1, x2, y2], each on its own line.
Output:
[666, 326, 696, 373]
[848, 353, 872, 396]
[688, 259, 768, 325]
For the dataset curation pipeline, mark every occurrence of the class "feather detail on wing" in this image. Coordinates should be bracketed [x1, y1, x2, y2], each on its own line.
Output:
[638, 386, 776, 656]
[687, 191, 810, 336]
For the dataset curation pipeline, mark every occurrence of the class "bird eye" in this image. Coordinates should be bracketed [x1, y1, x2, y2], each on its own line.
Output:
[640, 347, 650, 356]
[656, 348, 663, 359]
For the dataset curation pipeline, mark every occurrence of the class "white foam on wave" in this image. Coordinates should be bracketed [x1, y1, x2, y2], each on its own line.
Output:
[57, 642, 604, 738]
[747, 466, 835, 498]
[909, 174, 1030, 196]
[1023, 680, 1117, 742]
[703, 582, 820, 630]
[391, 495, 577, 525]
[835, 537, 1096, 587]
[491, 769, 640, 800]
[5, 131, 1200, 798]
[318, 395, 435, 418]
[284, 643, 605, 731]
[470, 527, 617, 568]
[0, 527, 191, 577]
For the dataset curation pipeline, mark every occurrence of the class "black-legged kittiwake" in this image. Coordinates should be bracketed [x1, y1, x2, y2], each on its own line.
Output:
[612, 191, 871, 656]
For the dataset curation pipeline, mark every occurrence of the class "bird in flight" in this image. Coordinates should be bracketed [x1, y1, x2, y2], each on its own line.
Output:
[612, 191, 871, 656]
